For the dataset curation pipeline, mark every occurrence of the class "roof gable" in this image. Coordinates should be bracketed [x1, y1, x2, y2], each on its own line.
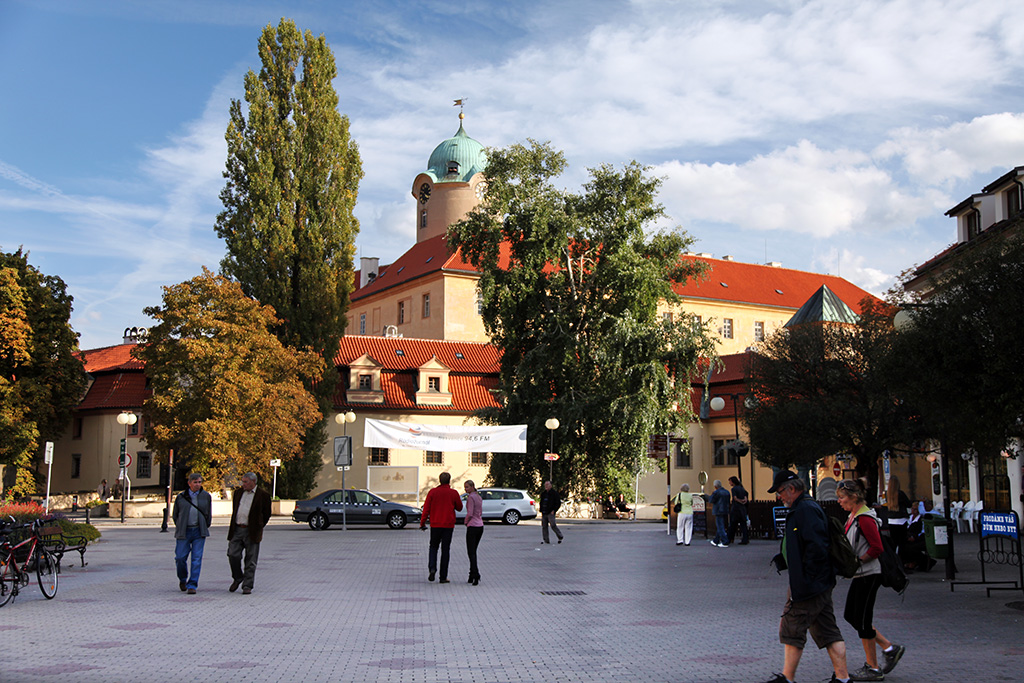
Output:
[785, 285, 859, 327]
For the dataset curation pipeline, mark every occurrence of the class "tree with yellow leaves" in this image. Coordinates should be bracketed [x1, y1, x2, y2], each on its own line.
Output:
[135, 269, 324, 486]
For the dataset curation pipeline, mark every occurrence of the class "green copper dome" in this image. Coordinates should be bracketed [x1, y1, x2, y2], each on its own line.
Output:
[425, 122, 486, 184]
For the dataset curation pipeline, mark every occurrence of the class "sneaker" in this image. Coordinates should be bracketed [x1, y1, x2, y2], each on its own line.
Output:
[720, 543, 730, 548]
[186, 588, 196, 595]
[849, 663, 884, 681]
[881, 644, 905, 674]
[710, 539, 717, 546]
[759, 674, 790, 683]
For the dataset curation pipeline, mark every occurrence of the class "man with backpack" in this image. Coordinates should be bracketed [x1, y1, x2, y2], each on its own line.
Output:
[761, 470, 851, 683]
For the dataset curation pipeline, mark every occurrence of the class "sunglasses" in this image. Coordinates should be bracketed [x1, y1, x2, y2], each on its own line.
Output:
[837, 480, 861, 492]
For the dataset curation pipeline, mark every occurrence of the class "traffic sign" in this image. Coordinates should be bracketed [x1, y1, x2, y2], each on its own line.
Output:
[833, 462, 842, 478]
[544, 452, 559, 461]
[44, 441, 54, 465]
[270, 459, 282, 467]
[120, 452, 133, 468]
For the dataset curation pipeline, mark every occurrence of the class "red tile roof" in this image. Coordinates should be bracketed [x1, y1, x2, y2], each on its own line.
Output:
[78, 372, 149, 411]
[342, 371, 500, 413]
[334, 335, 500, 373]
[686, 352, 749, 416]
[77, 344, 144, 373]
[333, 336, 502, 413]
[673, 257, 878, 313]
[352, 235, 467, 300]
[351, 234, 511, 300]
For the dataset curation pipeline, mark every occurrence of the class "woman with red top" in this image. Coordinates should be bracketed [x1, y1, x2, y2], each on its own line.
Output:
[464, 480, 484, 585]
[836, 479, 905, 681]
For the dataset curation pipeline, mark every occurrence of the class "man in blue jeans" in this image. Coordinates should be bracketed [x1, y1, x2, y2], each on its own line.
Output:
[172, 473, 212, 594]
[709, 479, 730, 547]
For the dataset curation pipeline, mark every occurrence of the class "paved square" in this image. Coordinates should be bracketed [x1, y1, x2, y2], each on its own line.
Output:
[0, 517, 1021, 682]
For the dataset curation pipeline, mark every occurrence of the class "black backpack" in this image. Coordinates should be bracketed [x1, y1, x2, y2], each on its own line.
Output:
[876, 528, 910, 596]
[827, 514, 860, 579]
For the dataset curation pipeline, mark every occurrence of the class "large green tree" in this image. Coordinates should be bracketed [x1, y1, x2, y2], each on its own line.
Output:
[891, 229, 1024, 457]
[0, 248, 86, 498]
[135, 269, 324, 487]
[215, 19, 362, 497]
[745, 298, 916, 490]
[448, 141, 718, 496]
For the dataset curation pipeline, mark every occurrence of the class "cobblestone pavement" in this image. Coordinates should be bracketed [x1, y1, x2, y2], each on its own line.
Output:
[0, 517, 1021, 682]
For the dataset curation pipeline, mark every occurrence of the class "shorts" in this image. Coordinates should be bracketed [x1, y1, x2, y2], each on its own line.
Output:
[779, 589, 844, 649]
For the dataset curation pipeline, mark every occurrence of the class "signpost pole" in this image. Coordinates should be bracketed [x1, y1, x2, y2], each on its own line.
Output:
[120, 438, 126, 524]
[44, 442, 54, 514]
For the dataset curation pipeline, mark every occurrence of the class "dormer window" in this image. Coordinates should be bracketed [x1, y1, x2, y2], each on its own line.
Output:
[415, 356, 452, 406]
[447, 161, 460, 176]
[1008, 185, 1022, 217]
[347, 353, 384, 404]
[966, 210, 981, 240]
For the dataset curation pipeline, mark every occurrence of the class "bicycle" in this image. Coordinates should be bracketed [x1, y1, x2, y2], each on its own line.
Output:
[0, 517, 59, 607]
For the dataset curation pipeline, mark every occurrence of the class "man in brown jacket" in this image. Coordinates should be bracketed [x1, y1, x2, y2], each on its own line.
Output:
[227, 472, 272, 595]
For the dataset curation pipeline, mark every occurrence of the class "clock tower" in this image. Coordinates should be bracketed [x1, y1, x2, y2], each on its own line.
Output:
[411, 112, 487, 243]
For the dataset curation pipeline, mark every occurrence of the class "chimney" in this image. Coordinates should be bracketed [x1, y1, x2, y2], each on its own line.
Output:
[722, 255, 734, 261]
[766, 261, 782, 268]
[123, 327, 148, 344]
[360, 257, 379, 288]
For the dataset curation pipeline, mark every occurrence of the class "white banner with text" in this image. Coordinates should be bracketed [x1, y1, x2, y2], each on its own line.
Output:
[363, 418, 528, 453]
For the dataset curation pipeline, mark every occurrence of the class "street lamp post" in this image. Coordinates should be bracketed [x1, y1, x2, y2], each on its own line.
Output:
[334, 411, 356, 531]
[116, 411, 137, 524]
[710, 394, 752, 489]
[545, 418, 559, 483]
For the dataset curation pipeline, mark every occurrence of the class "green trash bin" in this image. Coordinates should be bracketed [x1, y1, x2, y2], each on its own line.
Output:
[923, 515, 949, 560]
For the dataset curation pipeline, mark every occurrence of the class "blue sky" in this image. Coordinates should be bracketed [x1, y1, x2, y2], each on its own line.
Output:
[3, 0, 1024, 350]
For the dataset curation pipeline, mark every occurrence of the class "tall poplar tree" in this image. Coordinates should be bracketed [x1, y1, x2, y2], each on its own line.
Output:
[449, 141, 718, 496]
[216, 19, 362, 497]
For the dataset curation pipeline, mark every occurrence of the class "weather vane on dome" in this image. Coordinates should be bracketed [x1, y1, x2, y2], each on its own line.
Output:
[453, 98, 466, 120]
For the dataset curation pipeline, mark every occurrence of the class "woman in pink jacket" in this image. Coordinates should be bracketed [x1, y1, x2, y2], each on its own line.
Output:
[464, 480, 484, 585]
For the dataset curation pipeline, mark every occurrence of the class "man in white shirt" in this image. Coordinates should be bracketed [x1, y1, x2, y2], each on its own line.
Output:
[227, 472, 272, 595]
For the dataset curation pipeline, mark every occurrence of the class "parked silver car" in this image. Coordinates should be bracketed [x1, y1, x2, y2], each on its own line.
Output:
[454, 487, 537, 525]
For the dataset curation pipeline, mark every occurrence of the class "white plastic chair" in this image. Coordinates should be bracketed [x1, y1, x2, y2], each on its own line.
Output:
[969, 500, 983, 533]
[962, 501, 978, 532]
[960, 501, 975, 533]
[951, 501, 964, 532]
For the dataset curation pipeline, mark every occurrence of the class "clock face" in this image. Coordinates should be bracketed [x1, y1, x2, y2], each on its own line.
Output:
[474, 181, 487, 201]
[418, 183, 431, 204]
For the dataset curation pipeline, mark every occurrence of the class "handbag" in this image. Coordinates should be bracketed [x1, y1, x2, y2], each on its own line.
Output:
[673, 502, 682, 513]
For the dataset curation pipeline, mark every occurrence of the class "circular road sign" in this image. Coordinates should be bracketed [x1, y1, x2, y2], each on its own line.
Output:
[832, 462, 842, 478]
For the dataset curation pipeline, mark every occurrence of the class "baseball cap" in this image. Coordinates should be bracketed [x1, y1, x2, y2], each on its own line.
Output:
[768, 469, 799, 494]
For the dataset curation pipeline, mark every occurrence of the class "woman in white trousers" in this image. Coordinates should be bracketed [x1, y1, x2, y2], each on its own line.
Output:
[674, 484, 694, 545]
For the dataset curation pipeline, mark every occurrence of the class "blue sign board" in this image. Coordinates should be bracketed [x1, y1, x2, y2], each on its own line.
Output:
[979, 511, 1019, 540]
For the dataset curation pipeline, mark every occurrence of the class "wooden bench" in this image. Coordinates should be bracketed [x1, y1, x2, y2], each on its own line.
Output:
[39, 525, 88, 572]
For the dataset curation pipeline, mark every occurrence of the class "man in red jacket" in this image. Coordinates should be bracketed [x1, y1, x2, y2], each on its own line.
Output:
[420, 472, 463, 583]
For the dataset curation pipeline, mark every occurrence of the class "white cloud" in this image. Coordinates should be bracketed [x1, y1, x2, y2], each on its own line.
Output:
[656, 140, 932, 237]
[877, 113, 1024, 186]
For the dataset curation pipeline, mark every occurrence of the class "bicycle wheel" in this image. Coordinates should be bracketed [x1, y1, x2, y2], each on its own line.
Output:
[0, 552, 16, 607]
[35, 548, 58, 599]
